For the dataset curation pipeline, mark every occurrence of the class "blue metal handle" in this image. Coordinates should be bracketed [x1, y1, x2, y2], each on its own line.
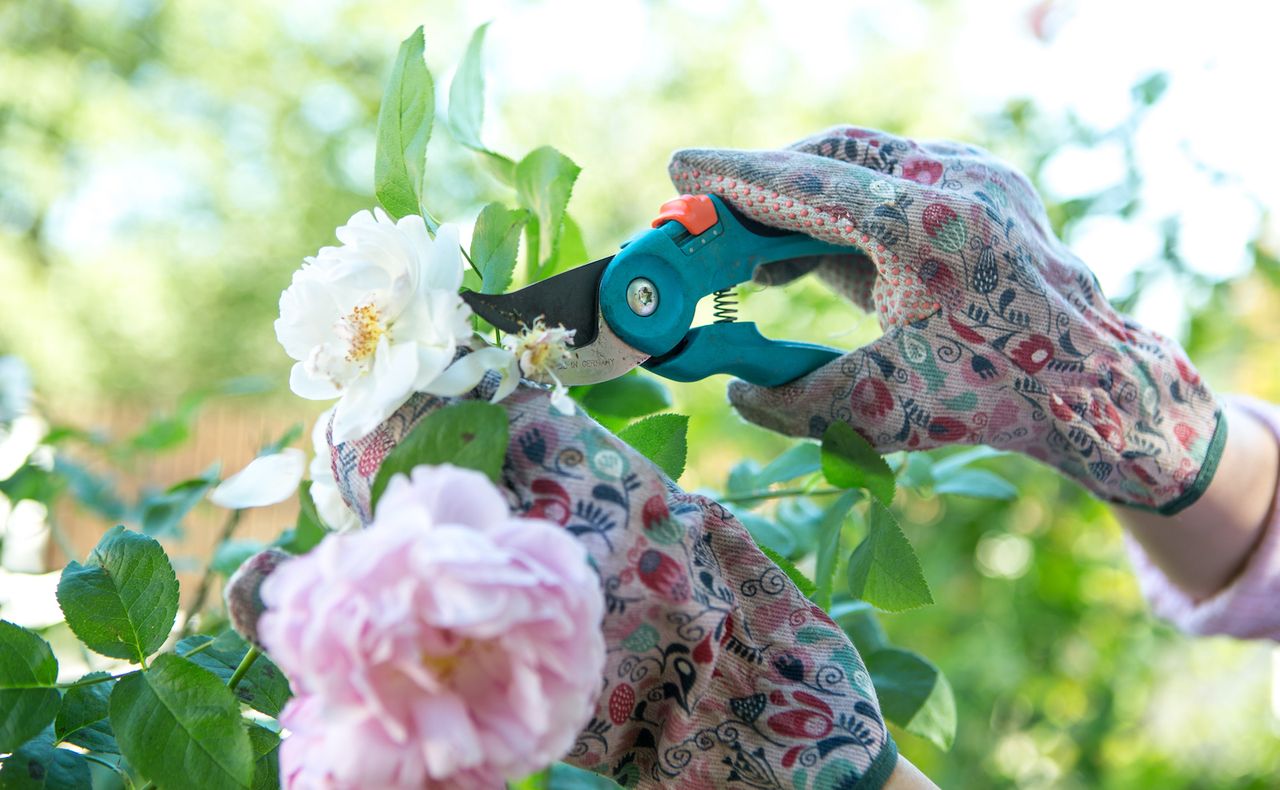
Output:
[645, 322, 842, 386]
[599, 194, 851, 385]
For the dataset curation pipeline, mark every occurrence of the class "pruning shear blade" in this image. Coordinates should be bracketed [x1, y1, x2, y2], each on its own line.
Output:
[461, 256, 651, 386]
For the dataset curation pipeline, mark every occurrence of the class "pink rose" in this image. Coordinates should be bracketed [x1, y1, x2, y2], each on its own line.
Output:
[258, 465, 606, 789]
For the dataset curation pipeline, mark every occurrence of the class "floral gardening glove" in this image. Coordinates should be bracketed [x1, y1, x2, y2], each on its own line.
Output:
[329, 374, 899, 789]
[669, 126, 1225, 514]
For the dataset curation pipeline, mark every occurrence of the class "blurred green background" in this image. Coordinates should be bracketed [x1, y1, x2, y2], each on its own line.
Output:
[2, 0, 1278, 787]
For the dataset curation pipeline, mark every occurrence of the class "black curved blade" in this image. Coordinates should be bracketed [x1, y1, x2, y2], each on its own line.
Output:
[461, 256, 612, 347]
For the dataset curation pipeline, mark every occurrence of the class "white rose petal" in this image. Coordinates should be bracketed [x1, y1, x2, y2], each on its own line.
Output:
[210, 448, 306, 510]
[424, 346, 520, 400]
[275, 210, 482, 444]
[310, 475, 362, 533]
[309, 408, 361, 532]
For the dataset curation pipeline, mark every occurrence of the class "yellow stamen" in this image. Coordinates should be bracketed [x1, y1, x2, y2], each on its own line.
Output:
[343, 304, 385, 362]
[420, 638, 473, 681]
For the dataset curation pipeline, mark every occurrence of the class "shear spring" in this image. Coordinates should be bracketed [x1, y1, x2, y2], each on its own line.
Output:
[712, 288, 738, 323]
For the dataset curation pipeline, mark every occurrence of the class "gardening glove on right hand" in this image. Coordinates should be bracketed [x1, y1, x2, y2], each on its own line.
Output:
[669, 126, 1225, 515]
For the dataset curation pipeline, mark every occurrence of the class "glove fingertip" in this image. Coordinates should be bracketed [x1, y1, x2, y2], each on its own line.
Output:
[225, 548, 292, 650]
[726, 378, 817, 438]
[726, 377, 763, 408]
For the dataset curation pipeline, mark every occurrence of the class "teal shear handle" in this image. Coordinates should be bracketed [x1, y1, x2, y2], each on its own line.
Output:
[599, 194, 853, 387]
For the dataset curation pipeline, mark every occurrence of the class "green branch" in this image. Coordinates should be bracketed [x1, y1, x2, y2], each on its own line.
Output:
[180, 508, 243, 638]
[228, 646, 260, 691]
[720, 487, 847, 505]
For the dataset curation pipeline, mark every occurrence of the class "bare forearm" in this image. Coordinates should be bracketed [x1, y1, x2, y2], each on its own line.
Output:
[1118, 400, 1279, 599]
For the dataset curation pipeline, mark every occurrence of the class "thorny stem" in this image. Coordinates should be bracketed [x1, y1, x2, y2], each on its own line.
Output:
[180, 508, 244, 638]
[719, 487, 847, 505]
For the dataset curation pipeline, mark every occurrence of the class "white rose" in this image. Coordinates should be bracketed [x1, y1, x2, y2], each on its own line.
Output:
[275, 209, 506, 443]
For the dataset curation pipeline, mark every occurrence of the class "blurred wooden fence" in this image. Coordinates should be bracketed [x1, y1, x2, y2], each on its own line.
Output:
[47, 402, 319, 607]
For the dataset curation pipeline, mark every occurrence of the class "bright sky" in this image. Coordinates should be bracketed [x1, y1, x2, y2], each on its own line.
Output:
[50, 0, 1280, 339]
[463, 0, 1280, 336]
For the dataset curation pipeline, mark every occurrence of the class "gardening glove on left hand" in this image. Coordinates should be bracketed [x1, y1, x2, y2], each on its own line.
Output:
[226, 373, 899, 787]
[319, 378, 899, 788]
[668, 126, 1224, 514]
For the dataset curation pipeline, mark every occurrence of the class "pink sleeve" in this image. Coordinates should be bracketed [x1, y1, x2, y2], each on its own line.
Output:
[1127, 395, 1280, 642]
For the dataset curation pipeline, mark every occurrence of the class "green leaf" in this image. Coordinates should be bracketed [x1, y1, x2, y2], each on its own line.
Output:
[821, 422, 895, 506]
[54, 672, 117, 754]
[754, 442, 822, 488]
[775, 497, 826, 551]
[509, 769, 548, 790]
[1131, 71, 1169, 107]
[617, 414, 688, 481]
[0, 620, 61, 753]
[258, 423, 303, 456]
[463, 268, 482, 293]
[812, 491, 860, 610]
[109, 654, 253, 790]
[176, 632, 292, 717]
[758, 545, 816, 598]
[440, 22, 516, 185]
[247, 724, 280, 790]
[544, 212, 588, 277]
[52, 456, 127, 522]
[275, 480, 327, 554]
[56, 526, 180, 664]
[129, 392, 207, 452]
[734, 510, 795, 556]
[865, 647, 957, 751]
[211, 540, 267, 578]
[369, 401, 509, 509]
[895, 452, 935, 490]
[579, 374, 672, 419]
[447, 23, 490, 152]
[726, 460, 762, 497]
[0, 465, 64, 508]
[480, 150, 517, 186]
[129, 417, 190, 452]
[846, 502, 932, 612]
[0, 731, 91, 789]
[375, 26, 434, 221]
[932, 469, 1016, 500]
[212, 376, 276, 397]
[471, 202, 528, 294]
[515, 146, 580, 275]
[139, 464, 220, 537]
[828, 600, 889, 654]
[928, 445, 1005, 480]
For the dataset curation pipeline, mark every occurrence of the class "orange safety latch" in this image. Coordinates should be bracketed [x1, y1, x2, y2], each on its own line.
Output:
[651, 194, 719, 235]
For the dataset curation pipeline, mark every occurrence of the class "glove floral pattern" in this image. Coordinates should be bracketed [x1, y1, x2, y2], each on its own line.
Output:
[669, 126, 1224, 514]
[331, 372, 899, 789]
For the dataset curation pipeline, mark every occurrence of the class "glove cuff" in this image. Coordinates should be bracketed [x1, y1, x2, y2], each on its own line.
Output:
[1150, 405, 1228, 516]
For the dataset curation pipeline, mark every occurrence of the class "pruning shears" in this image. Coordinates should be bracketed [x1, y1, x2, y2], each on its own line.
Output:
[461, 194, 852, 387]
